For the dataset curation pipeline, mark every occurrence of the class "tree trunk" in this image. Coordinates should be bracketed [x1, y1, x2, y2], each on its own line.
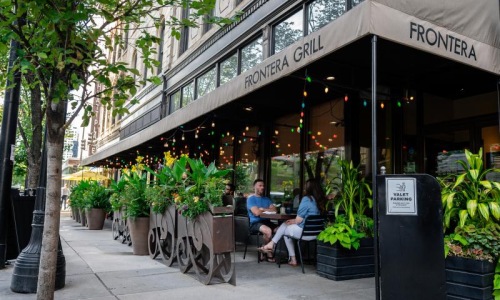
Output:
[27, 72, 43, 189]
[37, 126, 65, 299]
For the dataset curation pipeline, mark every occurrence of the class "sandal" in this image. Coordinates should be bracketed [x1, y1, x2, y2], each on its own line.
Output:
[257, 246, 273, 254]
[266, 255, 276, 263]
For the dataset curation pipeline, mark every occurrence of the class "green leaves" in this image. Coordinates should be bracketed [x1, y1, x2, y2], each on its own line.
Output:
[439, 148, 500, 231]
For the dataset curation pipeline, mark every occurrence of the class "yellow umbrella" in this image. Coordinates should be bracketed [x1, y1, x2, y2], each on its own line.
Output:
[62, 170, 109, 181]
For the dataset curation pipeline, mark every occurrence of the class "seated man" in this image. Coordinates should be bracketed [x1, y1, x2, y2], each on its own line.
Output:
[247, 179, 277, 262]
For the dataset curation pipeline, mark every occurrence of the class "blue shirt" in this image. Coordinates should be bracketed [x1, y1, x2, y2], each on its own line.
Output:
[296, 196, 320, 228]
[247, 195, 273, 224]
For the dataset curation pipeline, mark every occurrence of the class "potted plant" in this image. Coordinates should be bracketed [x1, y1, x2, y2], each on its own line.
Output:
[316, 159, 375, 281]
[439, 148, 500, 299]
[82, 181, 110, 230]
[70, 181, 92, 226]
[122, 156, 150, 255]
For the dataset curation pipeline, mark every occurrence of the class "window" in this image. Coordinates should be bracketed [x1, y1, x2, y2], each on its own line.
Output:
[170, 90, 181, 113]
[132, 51, 138, 82]
[203, 9, 214, 34]
[307, 0, 346, 34]
[157, 17, 165, 75]
[143, 62, 148, 86]
[273, 9, 304, 54]
[181, 81, 195, 107]
[196, 66, 216, 98]
[179, 7, 190, 55]
[219, 53, 238, 86]
[241, 37, 263, 73]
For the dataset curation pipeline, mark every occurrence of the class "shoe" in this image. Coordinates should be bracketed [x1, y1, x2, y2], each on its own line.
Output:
[288, 261, 298, 267]
[257, 246, 273, 254]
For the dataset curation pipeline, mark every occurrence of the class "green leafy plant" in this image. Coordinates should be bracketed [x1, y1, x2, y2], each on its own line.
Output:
[494, 261, 500, 299]
[444, 224, 500, 262]
[69, 181, 92, 210]
[439, 148, 500, 230]
[317, 215, 372, 250]
[109, 177, 127, 212]
[82, 181, 110, 211]
[330, 159, 373, 228]
[145, 184, 172, 214]
[176, 158, 231, 219]
[121, 156, 149, 219]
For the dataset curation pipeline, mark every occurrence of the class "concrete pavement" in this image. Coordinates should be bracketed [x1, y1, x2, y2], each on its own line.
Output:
[0, 213, 375, 299]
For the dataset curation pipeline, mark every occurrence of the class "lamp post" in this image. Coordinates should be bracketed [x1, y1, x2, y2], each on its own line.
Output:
[0, 34, 23, 270]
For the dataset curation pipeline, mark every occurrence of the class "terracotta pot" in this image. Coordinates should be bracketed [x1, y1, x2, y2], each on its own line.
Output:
[128, 217, 150, 255]
[87, 208, 106, 230]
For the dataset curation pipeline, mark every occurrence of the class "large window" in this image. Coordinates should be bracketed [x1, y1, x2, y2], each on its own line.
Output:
[219, 53, 238, 86]
[169, 90, 181, 113]
[307, 0, 346, 34]
[241, 37, 263, 73]
[196, 66, 216, 98]
[181, 81, 194, 107]
[273, 9, 304, 54]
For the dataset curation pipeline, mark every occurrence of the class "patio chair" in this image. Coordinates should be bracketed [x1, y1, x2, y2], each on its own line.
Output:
[277, 215, 325, 273]
[243, 217, 264, 263]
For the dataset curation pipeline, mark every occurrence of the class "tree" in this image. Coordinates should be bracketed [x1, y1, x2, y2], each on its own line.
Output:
[0, 1, 237, 299]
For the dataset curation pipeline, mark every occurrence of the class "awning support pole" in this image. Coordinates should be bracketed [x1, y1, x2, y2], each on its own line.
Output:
[371, 34, 380, 300]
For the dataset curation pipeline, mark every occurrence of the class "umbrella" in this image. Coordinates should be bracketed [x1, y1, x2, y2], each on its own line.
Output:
[62, 170, 109, 181]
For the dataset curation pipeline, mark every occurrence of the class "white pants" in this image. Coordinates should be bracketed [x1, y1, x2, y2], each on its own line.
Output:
[271, 223, 303, 257]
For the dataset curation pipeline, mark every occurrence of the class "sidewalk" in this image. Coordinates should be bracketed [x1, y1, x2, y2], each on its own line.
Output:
[0, 213, 375, 300]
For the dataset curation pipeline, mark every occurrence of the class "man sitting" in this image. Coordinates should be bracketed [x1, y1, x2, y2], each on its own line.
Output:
[247, 179, 277, 262]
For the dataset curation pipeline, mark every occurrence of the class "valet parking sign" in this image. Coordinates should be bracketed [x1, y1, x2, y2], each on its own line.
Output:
[386, 178, 417, 215]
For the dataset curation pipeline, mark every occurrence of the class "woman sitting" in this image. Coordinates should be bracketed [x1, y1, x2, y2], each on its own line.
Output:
[258, 179, 325, 266]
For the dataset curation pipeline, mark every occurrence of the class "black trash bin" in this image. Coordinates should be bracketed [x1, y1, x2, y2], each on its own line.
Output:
[7, 188, 35, 260]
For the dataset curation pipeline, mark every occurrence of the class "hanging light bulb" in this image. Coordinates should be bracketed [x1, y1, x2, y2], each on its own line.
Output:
[303, 90, 308, 97]
[245, 126, 249, 131]
[181, 134, 185, 141]
[344, 95, 348, 102]
[380, 102, 385, 109]
[212, 121, 215, 127]
[173, 138, 176, 143]
[324, 86, 329, 94]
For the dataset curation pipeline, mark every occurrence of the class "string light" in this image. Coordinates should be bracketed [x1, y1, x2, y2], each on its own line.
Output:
[344, 95, 349, 102]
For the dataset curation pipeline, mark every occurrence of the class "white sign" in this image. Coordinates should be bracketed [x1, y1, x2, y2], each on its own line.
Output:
[386, 178, 417, 215]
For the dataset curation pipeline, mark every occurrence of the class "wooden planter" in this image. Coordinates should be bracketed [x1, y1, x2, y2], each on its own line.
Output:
[86, 208, 106, 230]
[446, 256, 495, 300]
[148, 205, 178, 265]
[316, 238, 375, 281]
[176, 206, 235, 285]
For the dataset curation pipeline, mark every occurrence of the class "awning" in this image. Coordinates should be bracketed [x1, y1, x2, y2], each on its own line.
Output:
[83, 0, 500, 166]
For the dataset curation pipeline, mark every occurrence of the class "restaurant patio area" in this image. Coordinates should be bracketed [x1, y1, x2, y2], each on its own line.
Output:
[0, 212, 375, 300]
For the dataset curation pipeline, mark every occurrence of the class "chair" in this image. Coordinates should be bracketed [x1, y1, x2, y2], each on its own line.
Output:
[243, 217, 264, 263]
[277, 215, 325, 273]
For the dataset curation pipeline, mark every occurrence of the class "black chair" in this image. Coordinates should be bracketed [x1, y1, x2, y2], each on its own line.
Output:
[243, 217, 264, 263]
[277, 215, 325, 273]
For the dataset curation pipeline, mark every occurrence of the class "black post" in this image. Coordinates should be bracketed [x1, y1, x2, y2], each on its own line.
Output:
[371, 34, 380, 300]
[10, 129, 66, 293]
[0, 35, 23, 269]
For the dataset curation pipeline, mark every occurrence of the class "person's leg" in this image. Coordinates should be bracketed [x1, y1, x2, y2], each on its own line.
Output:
[283, 225, 302, 265]
[259, 224, 273, 244]
[260, 223, 286, 251]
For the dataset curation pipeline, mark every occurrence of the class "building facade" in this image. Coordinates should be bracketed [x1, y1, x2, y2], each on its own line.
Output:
[83, 0, 500, 196]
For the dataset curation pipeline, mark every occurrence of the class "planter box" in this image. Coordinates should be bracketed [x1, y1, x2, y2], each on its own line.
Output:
[177, 208, 235, 285]
[316, 238, 374, 281]
[445, 256, 495, 300]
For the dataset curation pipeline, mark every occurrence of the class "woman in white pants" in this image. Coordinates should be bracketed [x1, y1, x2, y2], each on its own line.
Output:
[259, 179, 325, 266]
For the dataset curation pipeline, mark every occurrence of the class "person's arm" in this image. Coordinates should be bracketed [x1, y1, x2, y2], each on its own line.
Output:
[287, 196, 309, 225]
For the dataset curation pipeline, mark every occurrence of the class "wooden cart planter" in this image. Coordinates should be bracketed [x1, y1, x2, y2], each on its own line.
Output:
[445, 256, 495, 300]
[148, 205, 178, 266]
[176, 206, 235, 285]
[112, 208, 131, 245]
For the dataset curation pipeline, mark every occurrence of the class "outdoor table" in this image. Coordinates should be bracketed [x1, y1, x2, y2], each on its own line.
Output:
[260, 213, 296, 221]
